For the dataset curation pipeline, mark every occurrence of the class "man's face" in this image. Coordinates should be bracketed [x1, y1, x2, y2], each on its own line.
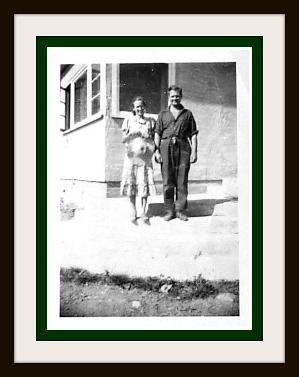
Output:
[169, 90, 182, 107]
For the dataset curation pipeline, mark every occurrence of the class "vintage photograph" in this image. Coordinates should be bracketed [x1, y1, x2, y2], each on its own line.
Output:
[57, 58, 241, 318]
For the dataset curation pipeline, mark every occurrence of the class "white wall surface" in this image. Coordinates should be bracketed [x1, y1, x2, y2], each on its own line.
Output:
[60, 119, 106, 181]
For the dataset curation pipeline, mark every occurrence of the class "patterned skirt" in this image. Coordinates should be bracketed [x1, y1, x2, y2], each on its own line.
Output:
[120, 153, 156, 197]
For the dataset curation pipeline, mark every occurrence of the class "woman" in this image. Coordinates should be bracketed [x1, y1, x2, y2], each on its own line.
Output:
[120, 97, 156, 223]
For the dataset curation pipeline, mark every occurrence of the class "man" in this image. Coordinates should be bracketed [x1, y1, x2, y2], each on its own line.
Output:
[154, 85, 198, 221]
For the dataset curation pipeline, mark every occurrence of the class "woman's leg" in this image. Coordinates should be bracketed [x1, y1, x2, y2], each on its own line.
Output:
[129, 195, 137, 221]
[141, 196, 148, 220]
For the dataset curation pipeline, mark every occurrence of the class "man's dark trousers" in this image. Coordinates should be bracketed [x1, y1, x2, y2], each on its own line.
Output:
[160, 138, 191, 213]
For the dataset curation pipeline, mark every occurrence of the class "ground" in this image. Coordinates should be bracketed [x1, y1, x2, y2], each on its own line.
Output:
[60, 268, 239, 317]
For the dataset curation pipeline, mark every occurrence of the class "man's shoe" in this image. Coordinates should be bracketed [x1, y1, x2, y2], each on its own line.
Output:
[176, 211, 188, 221]
[163, 212, 175, 221]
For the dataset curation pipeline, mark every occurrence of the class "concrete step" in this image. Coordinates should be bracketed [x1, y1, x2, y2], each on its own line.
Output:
[60, 179, 237, 213]
[60, 199, 239, 280]
[107, 180, 223, 198]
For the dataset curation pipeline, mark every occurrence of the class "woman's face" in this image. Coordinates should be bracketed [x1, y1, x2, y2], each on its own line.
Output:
[133, 100, 145, 117]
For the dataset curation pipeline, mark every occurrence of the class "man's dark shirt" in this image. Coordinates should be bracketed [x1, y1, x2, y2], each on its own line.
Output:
[155, 106, 198, 140]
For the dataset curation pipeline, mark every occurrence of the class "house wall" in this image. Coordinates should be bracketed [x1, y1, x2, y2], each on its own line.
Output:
[60, 118, 106, 181]
[105, 64, 125, 182]
[175, 63, 237, 181]
[105, 116, 125, 181]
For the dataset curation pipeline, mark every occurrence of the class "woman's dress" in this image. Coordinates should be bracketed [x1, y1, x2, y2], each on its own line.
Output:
[120, 115, 157, 197]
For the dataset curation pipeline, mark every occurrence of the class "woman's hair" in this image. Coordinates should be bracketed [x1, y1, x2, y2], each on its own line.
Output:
[132, 96, 146, 115]
[168, 85, 183, 96]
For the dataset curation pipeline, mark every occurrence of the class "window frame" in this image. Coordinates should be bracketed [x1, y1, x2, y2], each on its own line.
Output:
[61, 64, 106, 134]
[111, 63, 175, 120]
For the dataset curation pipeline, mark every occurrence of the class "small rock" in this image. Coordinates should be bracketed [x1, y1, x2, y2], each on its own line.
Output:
[160, 284, 172, 293]
[132, 301, 141, 309]
[193, 251, 202, 260]
[215, 293, 235, 303]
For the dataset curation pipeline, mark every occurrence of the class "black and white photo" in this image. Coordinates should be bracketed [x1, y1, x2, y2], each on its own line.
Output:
[48, 47, 251, 328]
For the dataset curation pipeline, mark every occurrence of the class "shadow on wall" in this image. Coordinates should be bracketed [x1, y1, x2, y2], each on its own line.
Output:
[147, 198, 237, 218]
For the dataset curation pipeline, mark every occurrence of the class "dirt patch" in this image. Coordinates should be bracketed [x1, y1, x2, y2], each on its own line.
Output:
[60, 267, 239, 317]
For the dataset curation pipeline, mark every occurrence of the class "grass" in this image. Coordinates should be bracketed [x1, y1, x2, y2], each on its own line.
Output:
[60, 267, 239, 300]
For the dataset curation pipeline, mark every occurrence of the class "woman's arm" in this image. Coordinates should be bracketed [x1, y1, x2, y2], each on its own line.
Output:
[121, 118, 130, 143]
[121, 118, 142, 143]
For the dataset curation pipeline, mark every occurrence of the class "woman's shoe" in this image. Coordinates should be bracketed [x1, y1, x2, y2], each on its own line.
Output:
[130, 211, 138, 224]
[140, 214, 150, 224]
[130, 216, 138, 225]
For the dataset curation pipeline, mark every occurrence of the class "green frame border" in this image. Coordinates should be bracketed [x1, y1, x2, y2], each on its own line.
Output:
[36, 36, 263, 341]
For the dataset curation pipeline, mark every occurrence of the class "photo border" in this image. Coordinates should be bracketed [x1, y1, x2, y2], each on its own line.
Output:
[36, 36, 263, 341]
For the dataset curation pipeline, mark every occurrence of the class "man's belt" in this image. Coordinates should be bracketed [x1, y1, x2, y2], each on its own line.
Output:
[168, 136, 187, 145]
[162, 136, 188, 144]
[170, 136, 178, 145]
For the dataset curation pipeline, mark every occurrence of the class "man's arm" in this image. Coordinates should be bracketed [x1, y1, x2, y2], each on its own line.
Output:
[154, 133, 162, 163]
[190, 134, 197, 163]
[188, 112, 198, 164]
[154, 113, 163, 163]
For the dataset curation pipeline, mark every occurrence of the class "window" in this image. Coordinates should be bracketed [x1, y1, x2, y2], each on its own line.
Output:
[91, 64, 101, 115]
[74, 71, 87, 123]
[112, 63, 174, 117]
[60, 64, 104, 132]
[120, 63, 168, 114]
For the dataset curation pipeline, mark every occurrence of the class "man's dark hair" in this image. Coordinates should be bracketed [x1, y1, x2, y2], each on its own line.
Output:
[168, 85, 183, 96]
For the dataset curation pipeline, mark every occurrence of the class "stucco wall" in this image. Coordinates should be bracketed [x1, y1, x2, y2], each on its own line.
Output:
[175, 63, 237, 181]
[105, 117, 125, 181]
[104, 64, 123, 182]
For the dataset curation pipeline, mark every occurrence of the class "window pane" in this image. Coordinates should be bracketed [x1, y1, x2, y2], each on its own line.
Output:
[65, 86, 70, 130]
[92, 64, 101, 79]
[92, 96, 101, 115]
[92, 76, 101, 97]
[119, 64, 168, 114]
[74, 71, 87, 123]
